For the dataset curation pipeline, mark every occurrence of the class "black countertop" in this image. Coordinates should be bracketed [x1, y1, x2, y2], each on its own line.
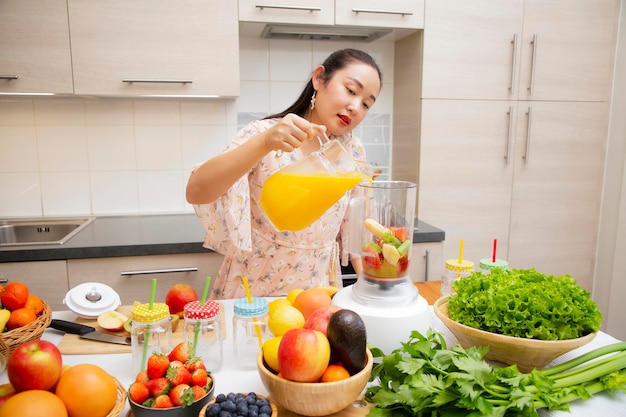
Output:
[0, 214, 444, 263]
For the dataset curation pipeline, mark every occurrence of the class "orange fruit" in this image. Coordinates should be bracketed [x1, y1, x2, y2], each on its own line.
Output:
[0, 389, 68, 417]
[292, 288, 332, 319]
[0, 282, 29, 311]
[24, 295, 44, 316]
[319, 363, 351, 382]
[55, 364, 118, 417]
[7, 307, 37, 330]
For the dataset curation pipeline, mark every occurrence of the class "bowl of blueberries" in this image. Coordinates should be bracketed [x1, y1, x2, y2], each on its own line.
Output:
[200, 392, 277, 417]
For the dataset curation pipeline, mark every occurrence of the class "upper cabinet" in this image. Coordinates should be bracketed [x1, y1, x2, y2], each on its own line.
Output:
[68, 0, 239, 97]
[239, 0, 424, 29]
[0, 0, 73, 95]
[422, 0, 619, 101]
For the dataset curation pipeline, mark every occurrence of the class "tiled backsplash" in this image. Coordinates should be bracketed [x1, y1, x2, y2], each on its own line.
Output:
[0, 37, 394, 217]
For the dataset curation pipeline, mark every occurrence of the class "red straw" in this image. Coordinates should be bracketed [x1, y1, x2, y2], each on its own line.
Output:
[492, 239, 497, 262]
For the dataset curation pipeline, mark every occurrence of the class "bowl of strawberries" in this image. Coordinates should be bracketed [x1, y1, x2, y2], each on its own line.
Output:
[128, 342, 215, 417]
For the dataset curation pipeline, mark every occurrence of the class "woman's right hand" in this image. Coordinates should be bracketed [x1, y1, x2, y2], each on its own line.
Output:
[263, 114, 326, 152]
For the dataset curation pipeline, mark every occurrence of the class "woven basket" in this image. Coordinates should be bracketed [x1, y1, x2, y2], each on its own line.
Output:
[433, 296, 596, 372]
[108, 378, 127, 417]
[0, 301, 52, 360]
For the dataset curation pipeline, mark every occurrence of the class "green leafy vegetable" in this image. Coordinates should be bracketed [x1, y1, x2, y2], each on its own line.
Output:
[448, 268, 602, 340]
[365, 330, 626, 417]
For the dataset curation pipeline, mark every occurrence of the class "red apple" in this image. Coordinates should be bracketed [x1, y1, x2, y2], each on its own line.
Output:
[165, 283, 198, 315]
[7, 340, 63, 392]
[278, 328, 330, 382]
[303, 305, 342, 336]
[0, 383, 16, 407]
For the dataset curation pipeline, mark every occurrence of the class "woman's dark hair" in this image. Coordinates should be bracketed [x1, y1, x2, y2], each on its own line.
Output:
[264, 49, 382, 120]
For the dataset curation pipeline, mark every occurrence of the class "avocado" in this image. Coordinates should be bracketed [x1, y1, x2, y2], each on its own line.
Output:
[326, 309, 367, 375]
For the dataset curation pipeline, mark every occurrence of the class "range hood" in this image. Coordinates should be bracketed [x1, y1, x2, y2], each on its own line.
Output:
[254, 23, 393, 42]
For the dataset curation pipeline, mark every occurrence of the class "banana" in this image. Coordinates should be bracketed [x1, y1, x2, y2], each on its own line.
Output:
[317, 286, 340, 298]
[364, 218, 389, 238]
[0, 309, 11, 332]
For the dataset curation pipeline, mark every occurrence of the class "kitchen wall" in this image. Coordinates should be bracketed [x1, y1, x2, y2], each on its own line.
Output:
[0, 37, 394, 217]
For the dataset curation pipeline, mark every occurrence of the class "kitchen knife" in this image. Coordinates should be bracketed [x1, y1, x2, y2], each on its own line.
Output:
[49, 319, 131, 346]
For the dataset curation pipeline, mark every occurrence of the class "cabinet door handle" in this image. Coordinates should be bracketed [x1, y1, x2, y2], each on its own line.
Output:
[523, 106, 533, 164]
[120, 267, 198, 276]
[509, 34, 518, 94]
[122, 79, 193, 84]
[528, 34, 538, 95]
[255, 4, 321, 12]
[0, 75, 19, 80]
[0, 278, 8, 284]
[352, 8, 413, 16]
[424, 249, 430, 282]
[505, 105, 513, 164]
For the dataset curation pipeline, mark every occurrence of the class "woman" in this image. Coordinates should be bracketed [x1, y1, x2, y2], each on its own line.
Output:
[186, 48, 382, 299]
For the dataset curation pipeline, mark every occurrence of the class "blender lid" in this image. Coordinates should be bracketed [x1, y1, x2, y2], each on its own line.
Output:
[64, 282, 121, 318]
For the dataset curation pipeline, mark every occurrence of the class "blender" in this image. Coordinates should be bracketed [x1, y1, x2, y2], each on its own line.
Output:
[332, 181, 432, 355]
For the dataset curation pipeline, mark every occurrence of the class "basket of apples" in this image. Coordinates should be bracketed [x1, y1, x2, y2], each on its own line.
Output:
[257, 287, 373, 416]
[128, 342, 215, 417]
[0, 282, 52, 361]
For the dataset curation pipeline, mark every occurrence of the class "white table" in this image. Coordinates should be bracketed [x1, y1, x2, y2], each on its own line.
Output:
[1, 300, 624, 416]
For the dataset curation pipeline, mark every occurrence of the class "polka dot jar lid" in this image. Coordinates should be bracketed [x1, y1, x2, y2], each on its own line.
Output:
[131, 302, 170, 323]
[184, 300, 220, 320]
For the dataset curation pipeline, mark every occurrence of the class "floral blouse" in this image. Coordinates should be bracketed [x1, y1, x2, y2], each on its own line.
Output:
[192, 118, 367, 299]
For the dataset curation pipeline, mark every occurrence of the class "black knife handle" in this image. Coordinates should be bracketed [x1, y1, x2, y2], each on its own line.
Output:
[50, 319, 96, 335]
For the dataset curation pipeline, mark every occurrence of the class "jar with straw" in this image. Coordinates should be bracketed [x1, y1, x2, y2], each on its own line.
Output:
[130, 279, 173, 376]
[441, 240, 474, 297]
[233, 277, 270, 370]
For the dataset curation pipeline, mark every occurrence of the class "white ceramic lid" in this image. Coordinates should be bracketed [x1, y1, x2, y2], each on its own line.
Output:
[64, 282, 121, 319]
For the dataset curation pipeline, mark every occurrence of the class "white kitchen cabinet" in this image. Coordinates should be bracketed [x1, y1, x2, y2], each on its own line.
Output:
[0, 0, 73, 95]
[422, 0, 619, 101]
[0, 261, 69, 310]
[418, 99, 609, 291]
[409, 242, 443, 283]
[67, 253, 224, 305]
[67, 0, 239, 97]
[238, 0, 335, 25]
[335, 0, 424, 29]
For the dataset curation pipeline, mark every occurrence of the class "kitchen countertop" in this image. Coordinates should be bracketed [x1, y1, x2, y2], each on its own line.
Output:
[0, 214, 445, 263]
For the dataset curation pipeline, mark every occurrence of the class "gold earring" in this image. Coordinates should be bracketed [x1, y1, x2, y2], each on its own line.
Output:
[310, 91, 316, 110]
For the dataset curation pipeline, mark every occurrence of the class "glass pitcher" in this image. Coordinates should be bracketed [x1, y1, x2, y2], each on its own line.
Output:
[260, 140, 372, 231]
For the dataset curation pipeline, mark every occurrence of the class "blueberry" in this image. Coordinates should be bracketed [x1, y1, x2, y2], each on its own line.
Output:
[205, 403, 222, 417]
[221, 400, 237, 412]
[218, 411, 232, 417]
[215, 393, 227, 403]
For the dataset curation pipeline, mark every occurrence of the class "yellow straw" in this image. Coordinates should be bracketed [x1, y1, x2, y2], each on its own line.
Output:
[458, 239, 465, 263]
[242, 276, 263, 349]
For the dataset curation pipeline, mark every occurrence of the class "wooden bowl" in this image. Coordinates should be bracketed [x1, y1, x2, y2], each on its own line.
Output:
[433, 296, 596, 372]
[257, 349, 373, 416]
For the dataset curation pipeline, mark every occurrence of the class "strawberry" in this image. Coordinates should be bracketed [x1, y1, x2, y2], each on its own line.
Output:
[147, 353, 170, 379]
[191, 385, 207, 400]
[169, 383, 195, 407]
[190, 368, 208, 387]
[363, 244, 382, 269]
[128, 382, 150, 404]
[185, 357, 206, 372]
[153, 394, 174, 409]
[389, 226, 410, 243]
[168, 342, 191, 363]
[166, 361, 192, 386]
[146, 377, 171, 398]
[135, 369, 150, 385]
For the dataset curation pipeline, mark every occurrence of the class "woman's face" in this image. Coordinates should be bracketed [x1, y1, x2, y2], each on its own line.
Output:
[311, 62, 381, 136]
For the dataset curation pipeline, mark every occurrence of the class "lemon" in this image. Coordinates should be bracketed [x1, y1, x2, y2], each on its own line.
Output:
[286, 288, 304, 304]
[268, 298, 292, 315]
[268, 304, 305, 337]
[262, 336, 283, 373]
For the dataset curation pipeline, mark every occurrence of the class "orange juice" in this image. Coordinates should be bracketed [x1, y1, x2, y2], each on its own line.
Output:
[260, 171, 364, 231]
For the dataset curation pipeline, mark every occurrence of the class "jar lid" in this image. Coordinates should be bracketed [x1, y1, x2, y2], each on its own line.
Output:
[64, 282, 121, 319]
[445, 259, 474, 272]
[131, 303, 170, 323]
[479, 258, 509, 270]
[233, 297, 268, 317]
[184, 300, 220, 320]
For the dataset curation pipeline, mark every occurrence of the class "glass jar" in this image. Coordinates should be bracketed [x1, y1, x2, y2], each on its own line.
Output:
[441, 259, 474, 297]
[479, 258, 509, 274]
[130, 302, 173, 376]
[183, 300, 223, 371]
[232, 297, 270, 370]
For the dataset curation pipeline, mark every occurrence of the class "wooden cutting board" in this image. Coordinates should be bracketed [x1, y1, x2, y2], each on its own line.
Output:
[57, 303, 226, 355]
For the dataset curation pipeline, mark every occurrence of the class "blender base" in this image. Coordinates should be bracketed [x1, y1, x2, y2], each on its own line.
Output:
[332, 284, 432, 355]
